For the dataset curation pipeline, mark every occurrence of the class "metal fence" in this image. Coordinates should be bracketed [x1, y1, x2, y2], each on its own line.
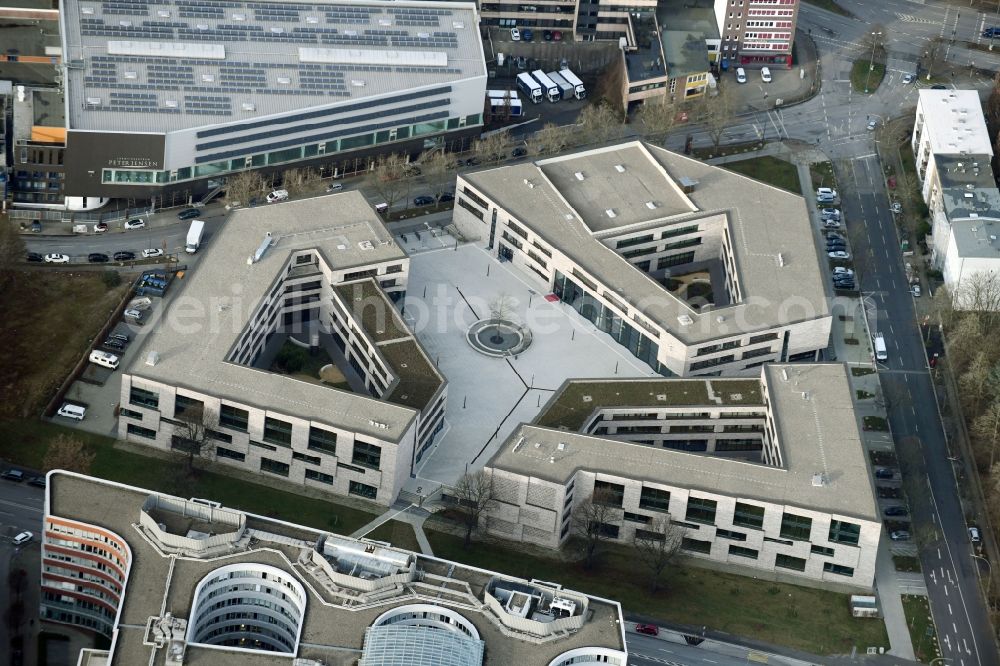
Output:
[7, 204, 155, 223]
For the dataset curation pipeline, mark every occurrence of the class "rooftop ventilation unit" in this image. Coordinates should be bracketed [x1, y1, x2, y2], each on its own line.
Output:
[146, 351, 160, 366]
[777, 253, 785, 267]
[605, 209, 617, 218]
[716, 315, 725, 323]
[679, 176, 698, 193]
[358, 240, 375, 250]
[524, 179, 535, 188]
[781, 368, 789, 381]
[252, 232, 274, 263]
[557, 442, 566, 451]
[645, 201, 657, 210]
[678, 314, 693, 325]
[991, 235, 998, 241]
[574, 171, 585, 181]
[369, 419, 389, 430]
[811, 473, 828, 487]
[614, 164, 626, 173]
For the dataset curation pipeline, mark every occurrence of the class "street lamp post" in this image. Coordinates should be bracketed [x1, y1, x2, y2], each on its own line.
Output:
[865, 31, 883, 93]
[973, 554, 993, 598]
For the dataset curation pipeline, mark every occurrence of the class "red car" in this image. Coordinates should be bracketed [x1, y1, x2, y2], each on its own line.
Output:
[635, 623, 659, 636]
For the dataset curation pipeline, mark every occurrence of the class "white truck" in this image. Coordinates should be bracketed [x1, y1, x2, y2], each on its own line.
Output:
[559, 68, 586, 99]
[531, 70, 561, 103]
[873, 333, 887, 362]
[488, 96, 524, 117]
[516, 72, 543, 104]
[186, 219, 205, 254]
[546, 71, 575, 100]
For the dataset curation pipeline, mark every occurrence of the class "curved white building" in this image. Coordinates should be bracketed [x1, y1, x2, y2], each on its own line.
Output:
[187, 563, 307, 653]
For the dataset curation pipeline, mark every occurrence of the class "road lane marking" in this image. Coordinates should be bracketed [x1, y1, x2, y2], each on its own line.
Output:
[0, 498, 42, 514]
[949, 603, 953, 614]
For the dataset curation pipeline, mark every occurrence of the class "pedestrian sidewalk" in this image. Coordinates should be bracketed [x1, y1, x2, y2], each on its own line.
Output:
[349, 504, 435, 556]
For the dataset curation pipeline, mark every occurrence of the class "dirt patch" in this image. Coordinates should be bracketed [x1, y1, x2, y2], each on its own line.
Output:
[0, 271, 128, 418]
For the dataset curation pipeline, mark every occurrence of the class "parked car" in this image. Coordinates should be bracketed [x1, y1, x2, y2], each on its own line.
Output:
[543, 30, 552, 41]
[102, 339, 125, 351]
[761, 67, 772, 83]
[109, 332, 130, 343]
[438, 192, 455, 203]
[875, 467, 895, 479]
[902, 73, 915, 84]
[892, 201, 902, 214]
[635, 623, 659, 636]
[890, 530, 911, 541]
[88, 253, 109, 263]
[26, 252, 42, 262]
[911, 284, 921, 297]
[31, 221, 42, 233]
[820, 208, 841, 219]
[736, 67, 747, 84]
[114, 251, 136, 261]
[512, 146, 528, 158]
[823, 220, 842, 229]
[326, 182, 344, 193]
[828, 250, 850, 260]
[867, 119, 878, 131]
[177, 208, 201, 220]
[142, 248, 164, 258]
[94, 222, 109, 232]
[970, 526, 982, 543]
[124, 218, 146, 229]
[27, 476, 46, 488]
[13, 531, 32, 545]
[44, 253, 70, 263]
[818, 194, 836, 204]
[552, 30, 562, 41]
[816, 187, 837, 199]
[522, 28, 534, 42]
[124, 308, 143, 319]
[1, 469, 25, 482]
[413, 195, 435, 207]
[510, 27, 520, 41]
[884, 506, 909, 517]
[833, 267, 854, 276]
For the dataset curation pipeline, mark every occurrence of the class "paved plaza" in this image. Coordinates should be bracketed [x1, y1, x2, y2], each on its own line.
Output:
[401, 243, 656, 492]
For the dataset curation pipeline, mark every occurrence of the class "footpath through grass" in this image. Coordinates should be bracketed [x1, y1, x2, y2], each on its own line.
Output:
[426, 530, 889, 655]
[0, 419, 378, 534]
[851, 60, 886, 94]
[722, 156, 801, 194]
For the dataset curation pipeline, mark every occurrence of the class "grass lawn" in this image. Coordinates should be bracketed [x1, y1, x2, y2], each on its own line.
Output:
[722, 156, 800, 194]
[902, 595, 941, 661]
[851, 60, 885, 94]
[893, 555, 922, 573]
[857, 390, 875, 400]
[426, 530, 889, 655]
[364, 519, 421, 552]
[852, 367, 875, 377]
[863, 416, 889, 431]
[0, 271, 128, 418]
[810, 161, 836, 192]
[802, 0, 852, 17]
[0, 418, 378, 534]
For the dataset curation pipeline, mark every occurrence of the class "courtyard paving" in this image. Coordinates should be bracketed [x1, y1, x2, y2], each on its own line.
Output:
[401, 243, 657, 492]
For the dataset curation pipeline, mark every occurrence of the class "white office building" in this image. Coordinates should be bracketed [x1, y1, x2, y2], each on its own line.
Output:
[483, 364, 881, 590]
[452, 141, 832, 377]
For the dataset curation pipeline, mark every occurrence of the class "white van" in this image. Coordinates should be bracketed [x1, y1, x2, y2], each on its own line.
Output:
[266, 189, 289, 203]
[89, 350, 120, 370]
[57, 403, 87, 420]
[873, 334, 887, 362]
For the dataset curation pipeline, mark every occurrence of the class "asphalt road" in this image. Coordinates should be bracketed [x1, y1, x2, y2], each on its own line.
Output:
[626, 632, 749, 666]
[0, 474, 46, 666]
[838, 154, 995, 666]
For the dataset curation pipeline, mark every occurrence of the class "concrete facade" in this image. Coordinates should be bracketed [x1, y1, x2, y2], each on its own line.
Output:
[483, 364, 881, 590]
[118, 194, 447, 506]
[715, 0, 799, 69]
[452, 141, 831, 378]
[42, 472, 628, 666]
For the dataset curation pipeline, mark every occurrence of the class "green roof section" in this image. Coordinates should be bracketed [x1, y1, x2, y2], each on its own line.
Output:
[380, 338, 444, 411]
[536, 378, 763, 431]
[335, 280, 412, 343]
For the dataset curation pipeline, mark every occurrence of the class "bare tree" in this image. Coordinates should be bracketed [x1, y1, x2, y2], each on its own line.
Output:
[953, 271, 1000, 323]
[474, 130, 511, 167]
[0, 221, 25, 293]
[633, 515, 685, 594]
[224, 170, 267, 207]
[43, 434, 96, 474]
[527, 123, 572, 157]
[451, 470, 499, 547]
[421, 149, 454, 202]
[572, 488, 621, 570]
[947, 313, 987, 373]
[488, 292, 517, 343]
[973, 400, 1000, 470]
[578, 103, 624, 146]
[986, 73, 1000, 140]
[635, 98, 680, 145]
[693, 85, 736, 154]
[174, 405, 212, 474]
[282, 167, 322, 195]
[959, 351, 1000, 417]
[366, 153, 409, 212]
[922, 37, 946, 81]
[592, 54, 626, 114]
